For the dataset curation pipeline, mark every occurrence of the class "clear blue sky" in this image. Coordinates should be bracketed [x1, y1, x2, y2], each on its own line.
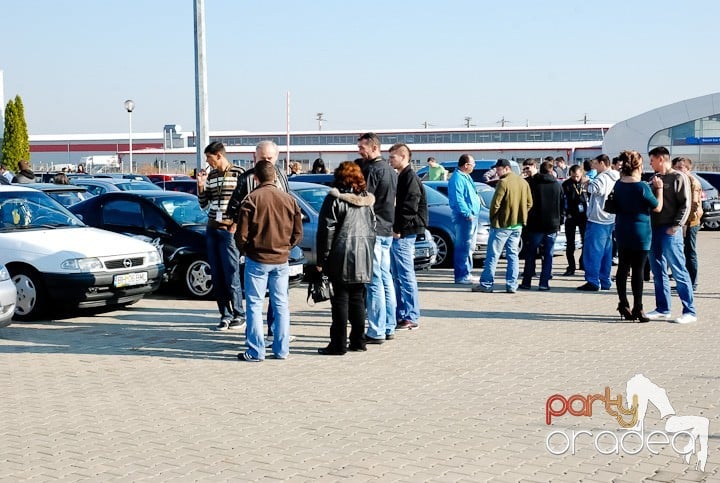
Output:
[2, 0, 719, 135]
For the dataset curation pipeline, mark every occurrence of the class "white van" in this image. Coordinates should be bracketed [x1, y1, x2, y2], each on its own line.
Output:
[0, 185, 164, 320]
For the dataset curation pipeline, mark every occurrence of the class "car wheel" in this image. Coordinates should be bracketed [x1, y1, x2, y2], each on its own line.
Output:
[184, 259, 213, 298]
[430, 230, 453, 268]
[11, 267, 47, 320]
[702, 219, 719, 230]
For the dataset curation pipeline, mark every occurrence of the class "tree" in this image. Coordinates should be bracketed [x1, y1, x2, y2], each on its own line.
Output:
[1, 95, 31, 171]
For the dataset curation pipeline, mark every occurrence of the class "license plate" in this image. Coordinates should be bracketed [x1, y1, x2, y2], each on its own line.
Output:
[289, 264, 303, 276]
[713, 202, 720, 210]
[416, 248, 430, 258]
[114, 272, 148, 288]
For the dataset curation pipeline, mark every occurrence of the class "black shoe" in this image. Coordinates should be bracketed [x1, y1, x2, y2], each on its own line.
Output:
[215, 319, 231, 331]
[538, 286, 551, 291]
[518, 284, 531, 290]
[576, 282, 600, 292]
[617, 303, 633, 321]
[385, 334, 395, 340]
[318, 346, 346, 356]
[632, 307, 650, 323]
[347, 345, 367, 352]
[228, 317, 245, 329]
[364, 335, 385, 344]
[238, 351, 262, 362]
[563, 268, 575, 276]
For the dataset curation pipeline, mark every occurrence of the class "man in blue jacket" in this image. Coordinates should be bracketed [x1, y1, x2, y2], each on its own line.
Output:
[447, 154, 481, 284]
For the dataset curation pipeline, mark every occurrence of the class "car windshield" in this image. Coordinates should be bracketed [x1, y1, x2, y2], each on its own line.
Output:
[424, 186, 449, 205]
[477, 189, 494, 208]
[0, 191, 85, 231]
[152, 196, 208, 225]
[294, 186, 330, 213]
[46, 190, 95, 207]
[117, 181, 163, 191]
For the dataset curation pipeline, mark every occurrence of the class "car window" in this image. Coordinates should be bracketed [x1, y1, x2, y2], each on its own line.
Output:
[102, 199, 143, 227]
[0, 192, 83, 230]
[294, 187, 330, 213]
[424, 186, 449, 205]
[116, 181, 162, 191]
[478, 190, 494, 208]
[155, 197, 208, 225]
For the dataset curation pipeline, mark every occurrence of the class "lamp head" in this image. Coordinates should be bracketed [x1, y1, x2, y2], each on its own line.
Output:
[124, 99, 135, 112]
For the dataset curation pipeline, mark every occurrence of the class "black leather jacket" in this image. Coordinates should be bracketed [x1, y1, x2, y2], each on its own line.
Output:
[317, 188, 376, 284]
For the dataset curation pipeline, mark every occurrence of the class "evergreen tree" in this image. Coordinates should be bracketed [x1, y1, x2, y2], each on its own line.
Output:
[14, 95, 30, 161]
[1, 95, 30, 171]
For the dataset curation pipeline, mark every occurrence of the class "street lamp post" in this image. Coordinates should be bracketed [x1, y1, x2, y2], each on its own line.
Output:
[124, 99, 135, 173]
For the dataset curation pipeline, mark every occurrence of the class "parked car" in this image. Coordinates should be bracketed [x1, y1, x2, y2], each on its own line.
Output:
[642, 172, 720, 230]
[289, 181, 438, 271]
[0, 264, 17, 327]
[71, 177, 162, 195]
[91, 173, 153, 183]
[0, 185, 164, 320]
[416, 159, 522, 185]
[24, 183, 94, 207]
[69, 191, 305, 297]
[154, 179, 198, 195]
[147, 174, 193, 183]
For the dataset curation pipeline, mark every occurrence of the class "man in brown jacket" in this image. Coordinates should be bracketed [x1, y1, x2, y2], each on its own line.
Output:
[236, 161, 303, 362]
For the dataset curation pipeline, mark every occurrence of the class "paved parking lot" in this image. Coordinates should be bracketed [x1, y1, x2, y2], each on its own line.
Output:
[2, 231, 720, 482]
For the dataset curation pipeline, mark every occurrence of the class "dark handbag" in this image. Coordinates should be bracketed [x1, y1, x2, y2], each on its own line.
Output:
[307, 275, 333, 305]
[603, 189, 617, 214]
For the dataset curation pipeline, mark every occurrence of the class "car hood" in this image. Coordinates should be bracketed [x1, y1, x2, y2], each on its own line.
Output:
[0, 226, 156, 258]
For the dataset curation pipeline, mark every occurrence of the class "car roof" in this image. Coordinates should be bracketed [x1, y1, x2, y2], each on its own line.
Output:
[0, 185, 38, 193]
[93, 190, 197, 199]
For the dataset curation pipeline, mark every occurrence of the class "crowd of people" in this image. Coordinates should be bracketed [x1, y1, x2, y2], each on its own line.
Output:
[451, 148, 701, 325]
[194, 137, 704, 361]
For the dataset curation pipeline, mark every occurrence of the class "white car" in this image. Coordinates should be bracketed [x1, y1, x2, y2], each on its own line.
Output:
[0, 264, 16, 327]
[0, 185, 164, 320]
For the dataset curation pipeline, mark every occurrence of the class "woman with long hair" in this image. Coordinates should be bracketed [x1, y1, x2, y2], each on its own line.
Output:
[311, 158, 329, 174]
[612, 150, 663, 322]
[316, 161, 376, 354]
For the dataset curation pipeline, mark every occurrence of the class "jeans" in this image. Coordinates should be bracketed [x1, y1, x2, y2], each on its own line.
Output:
[565, 216, 586, 271]
[480, 227, 521, 291]
[452, 214, 478, 282]
[391, 235, 419, 324]
[684, 225, 699, 288]
[366, 236, 396, 339]
[522, 231, 557, 288]
[244, 258, 290, 360]
[649, 226, 696, 316]
[328, 282, 366, 352]
[206, 227, 244, 320]
[582, 221, 614, 289]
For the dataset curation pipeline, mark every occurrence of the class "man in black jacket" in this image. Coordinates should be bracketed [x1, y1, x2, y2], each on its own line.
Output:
[519, 161, 564, 290]
[358, 132, 398, 343]
[388, 143, 427, 331]
[561, 164, 588, 276]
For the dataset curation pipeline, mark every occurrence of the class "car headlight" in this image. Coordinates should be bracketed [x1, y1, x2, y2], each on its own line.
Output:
[146, 250, 162, 265]
[0, 265, 10, 281]
[61, 258, 104, 272]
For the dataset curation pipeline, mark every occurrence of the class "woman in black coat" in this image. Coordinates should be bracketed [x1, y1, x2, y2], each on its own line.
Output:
[316, 161, 376, 355]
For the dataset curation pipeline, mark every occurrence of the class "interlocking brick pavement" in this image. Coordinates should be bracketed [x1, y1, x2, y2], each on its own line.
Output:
[1, 231, 720, 481]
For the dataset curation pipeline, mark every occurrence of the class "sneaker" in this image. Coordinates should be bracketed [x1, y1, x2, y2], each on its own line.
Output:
[672, 314, 697, 324]
[396, 320, 419, 330]
[612, 257, 619, 266]
[456, 276, 479, 285]
[576, 283, 599, 292]
[601, 285, 612, 291]
[471, 285, 493, 293]
[506, 287, 516, 293]
[215, 319, 231, 331]
[229, 317, 245, 329]
[562, 268, 575, 276]
[646, 310, 672, 321]
[238, 351, 262, 362]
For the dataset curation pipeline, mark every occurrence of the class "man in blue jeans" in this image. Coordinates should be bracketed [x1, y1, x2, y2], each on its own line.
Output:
[358, 133, 398, 344]
[447, 154, 481, 284]
[197, 141, 245, 330]
[646, 147, 697, 324]
[388, 143, 428, 331]
[473, 158, 532, 293]
[236, 161, 303, 361]
[577, 154, 619, 292]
